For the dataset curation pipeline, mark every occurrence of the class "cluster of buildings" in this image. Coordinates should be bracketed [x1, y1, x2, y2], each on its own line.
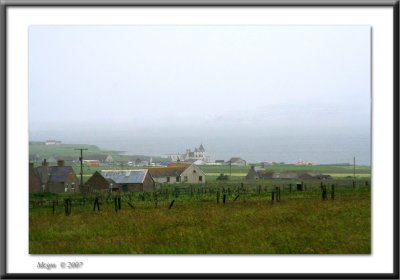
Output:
[165, 144, 209, 164]
[29, 159, 206, 193]
[245, 165, 331, 180]
[29, 159, 79, 193]
[165, 144, 248, 166]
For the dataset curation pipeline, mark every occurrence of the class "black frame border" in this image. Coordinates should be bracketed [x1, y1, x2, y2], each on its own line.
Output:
[0, 1, 398, 279]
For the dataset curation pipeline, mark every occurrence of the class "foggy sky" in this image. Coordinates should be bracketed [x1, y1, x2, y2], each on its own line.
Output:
[29, 25, 371, 163]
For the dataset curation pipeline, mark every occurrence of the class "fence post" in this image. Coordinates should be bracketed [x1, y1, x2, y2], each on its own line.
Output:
[223, 194, 226, 205]
[322, 185, 327, 201]
[154, 192, 158, 208]
[64, 199, 71, 216]
[168, 200, 175, 209]
[52, 200, 55, 215]
[331, 184, 335, 200]
[271, 191, 275, 202]
[217, 191, 220, 204]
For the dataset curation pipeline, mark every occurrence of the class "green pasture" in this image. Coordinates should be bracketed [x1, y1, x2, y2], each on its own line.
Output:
[29, 183, 370, 254]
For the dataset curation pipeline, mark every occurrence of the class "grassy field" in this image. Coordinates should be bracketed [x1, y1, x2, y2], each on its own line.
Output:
[29, 183, 370, 254]
[29, 144, 371, 254]
[29, 143, 162, 163]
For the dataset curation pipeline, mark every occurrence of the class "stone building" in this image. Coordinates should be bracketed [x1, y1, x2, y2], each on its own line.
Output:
[148, 163, 206, 184]
[29, 159, 79, 193]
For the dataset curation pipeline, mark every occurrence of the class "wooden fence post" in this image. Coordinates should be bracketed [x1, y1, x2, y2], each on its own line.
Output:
[64, 199, 71, 216]
[322, 185, 327, 201]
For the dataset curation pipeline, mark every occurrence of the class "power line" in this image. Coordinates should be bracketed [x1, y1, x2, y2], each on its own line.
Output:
[75, 148, 88, 190]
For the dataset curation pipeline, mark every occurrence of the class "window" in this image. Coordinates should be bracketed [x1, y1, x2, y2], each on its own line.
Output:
[166, 177, 170, 183]
[199, 176, 203, 182]
[184, 176, 188, 182]
[176, 176, 180, 182]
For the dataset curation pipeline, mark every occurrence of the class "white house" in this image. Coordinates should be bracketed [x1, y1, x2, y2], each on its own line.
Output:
[148, 163, 206, 184]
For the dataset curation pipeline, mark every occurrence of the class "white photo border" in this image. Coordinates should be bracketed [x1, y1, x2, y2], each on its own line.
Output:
[2, 2, 399, 278]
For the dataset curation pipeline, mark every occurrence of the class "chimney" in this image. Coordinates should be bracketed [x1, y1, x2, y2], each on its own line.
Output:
[57, 159, 65, 167]
[40, 159, 49, 191]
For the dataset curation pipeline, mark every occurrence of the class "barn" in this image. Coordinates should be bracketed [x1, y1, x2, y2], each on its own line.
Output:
[100, 169, 155, 192]
[245, 165, 273, 180]
[83, 171, 112, 192]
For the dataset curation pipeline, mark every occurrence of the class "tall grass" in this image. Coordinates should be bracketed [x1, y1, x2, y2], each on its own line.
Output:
[29, 187, 370, 254]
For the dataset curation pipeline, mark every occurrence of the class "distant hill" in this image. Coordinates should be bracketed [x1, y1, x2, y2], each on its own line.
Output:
[29, 142, 164, 164]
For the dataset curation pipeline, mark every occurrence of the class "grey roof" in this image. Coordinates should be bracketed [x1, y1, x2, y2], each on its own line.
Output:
[49, 166, 76, 182]
[34, 166, 76, 183]
[101, 170, 148, 184]
[199, 144, 205, 152]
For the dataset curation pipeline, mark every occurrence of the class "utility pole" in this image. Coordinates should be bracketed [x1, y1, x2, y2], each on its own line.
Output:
[75, 148, 88, 190]
[353, 156, 356, 179]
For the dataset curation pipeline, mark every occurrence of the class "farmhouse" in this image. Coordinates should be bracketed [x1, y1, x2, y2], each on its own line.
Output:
[29, 159, 79, 193]
[148, 163, 206, 184]
[83, 160, 100, 167]
[227, 157, 247, 166]
[100, 169, 155, 192]
[245, 166, 273, 179]
[85, 154, 114, 164]
[45, 140, 62, 145]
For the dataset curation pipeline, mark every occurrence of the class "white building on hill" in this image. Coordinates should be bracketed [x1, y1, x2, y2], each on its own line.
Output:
[166, 144, 210, 163]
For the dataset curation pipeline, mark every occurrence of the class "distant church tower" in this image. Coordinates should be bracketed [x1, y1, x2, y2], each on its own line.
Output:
[184, 144, 208, 162]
